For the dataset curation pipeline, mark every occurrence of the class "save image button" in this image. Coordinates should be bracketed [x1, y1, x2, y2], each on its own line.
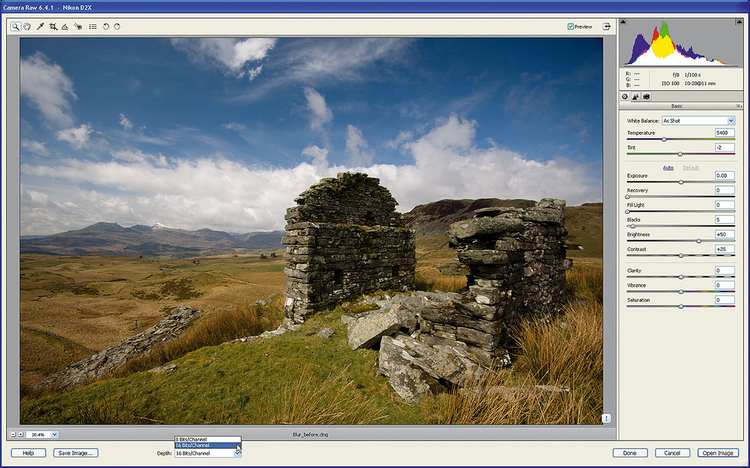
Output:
[53, 448, 99, 458]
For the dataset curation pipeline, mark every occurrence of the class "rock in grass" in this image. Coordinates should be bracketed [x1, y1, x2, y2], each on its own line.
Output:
[148, 363, 176, 373]
[261, 324, 288, 339]
[317, 328, 335, 339]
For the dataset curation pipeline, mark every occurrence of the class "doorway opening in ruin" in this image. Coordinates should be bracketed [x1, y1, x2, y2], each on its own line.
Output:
[364, 211, 375, 224]
[333, 269, 344, 285]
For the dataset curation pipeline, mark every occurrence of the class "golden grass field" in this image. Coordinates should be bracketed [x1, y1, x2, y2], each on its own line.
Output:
[20, 252, 286, 390]
[20, 230, 603, 423]
[21, 260, 602, 425]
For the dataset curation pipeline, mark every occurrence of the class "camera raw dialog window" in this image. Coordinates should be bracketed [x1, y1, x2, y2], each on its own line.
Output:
[1, 0, 748, 466]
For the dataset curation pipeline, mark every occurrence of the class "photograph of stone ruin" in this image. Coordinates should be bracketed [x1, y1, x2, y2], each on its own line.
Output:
[19, 37, 603, 425]
[283, 172, 573, 404]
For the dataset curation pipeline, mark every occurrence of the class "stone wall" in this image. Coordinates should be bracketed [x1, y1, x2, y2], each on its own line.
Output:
[427, 198, 568, 359]
[282, 173, 416, 323]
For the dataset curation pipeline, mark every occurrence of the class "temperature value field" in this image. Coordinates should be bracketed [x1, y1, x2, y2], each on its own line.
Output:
[173, 436, 241, 458]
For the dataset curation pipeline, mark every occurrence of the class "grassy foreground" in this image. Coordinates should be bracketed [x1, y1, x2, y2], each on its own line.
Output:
[20, 262, 602, 425]
[19, 253, 285, 391]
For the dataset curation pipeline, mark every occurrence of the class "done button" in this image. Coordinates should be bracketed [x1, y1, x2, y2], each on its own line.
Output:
[613, 448, 648, 458]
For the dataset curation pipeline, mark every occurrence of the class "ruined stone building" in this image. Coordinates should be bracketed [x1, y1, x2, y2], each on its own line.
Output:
[282, 173, 416, 323]
[347, 198, 569, 403]
[281, 174, 570, 401]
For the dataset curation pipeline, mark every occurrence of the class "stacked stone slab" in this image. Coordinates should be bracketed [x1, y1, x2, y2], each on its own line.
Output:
[422, 198, 568, 363]
[283, 173, 416, 323]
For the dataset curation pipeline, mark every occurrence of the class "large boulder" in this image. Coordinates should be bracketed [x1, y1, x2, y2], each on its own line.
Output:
[379, 335, 441, 404]
[379, 332, 485, 388]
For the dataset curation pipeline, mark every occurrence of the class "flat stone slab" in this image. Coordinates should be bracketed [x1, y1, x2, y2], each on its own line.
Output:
[449, 216, 524, 241]
[347, 309, 401, 349]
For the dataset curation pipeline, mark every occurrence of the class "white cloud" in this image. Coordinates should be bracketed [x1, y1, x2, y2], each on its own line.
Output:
[110, 149, 168, 167]
[21, 115, 600, 235]
[303, 87, 333, 131]
[171, 38, 277, 79]
[21, 157, 331, 234]
[20, 52, 77, 128]
[384, 130, 413, 149]
[230, 39, 277, 69]
[242, 65, 263, 82]
[231, 38, 413, 102]
[368, 115, 601, 211]
[119, 113, 133, 130]
[222, 122, 246, 131]
[21, 140, 50, 156]
[20, 185, 133, 235]
[282, 38, 411, 83]
[55, 124, 93, 149]
[301, 145, 328, 168]
[345, 125, 374, 165]
[132, 132, 169, 145]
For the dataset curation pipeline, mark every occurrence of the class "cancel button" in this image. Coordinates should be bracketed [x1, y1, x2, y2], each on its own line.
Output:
[656, 448, 690, 458]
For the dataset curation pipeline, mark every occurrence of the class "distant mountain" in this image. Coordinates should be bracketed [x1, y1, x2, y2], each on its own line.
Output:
[20, 222, 284, 257]
[240, 231, 292, 251]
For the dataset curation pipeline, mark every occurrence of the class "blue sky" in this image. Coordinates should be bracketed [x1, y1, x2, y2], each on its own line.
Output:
[20, 37, 602, 235]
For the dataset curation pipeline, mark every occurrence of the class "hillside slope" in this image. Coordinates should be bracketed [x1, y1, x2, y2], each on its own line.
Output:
[404, 198, 536, 237]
